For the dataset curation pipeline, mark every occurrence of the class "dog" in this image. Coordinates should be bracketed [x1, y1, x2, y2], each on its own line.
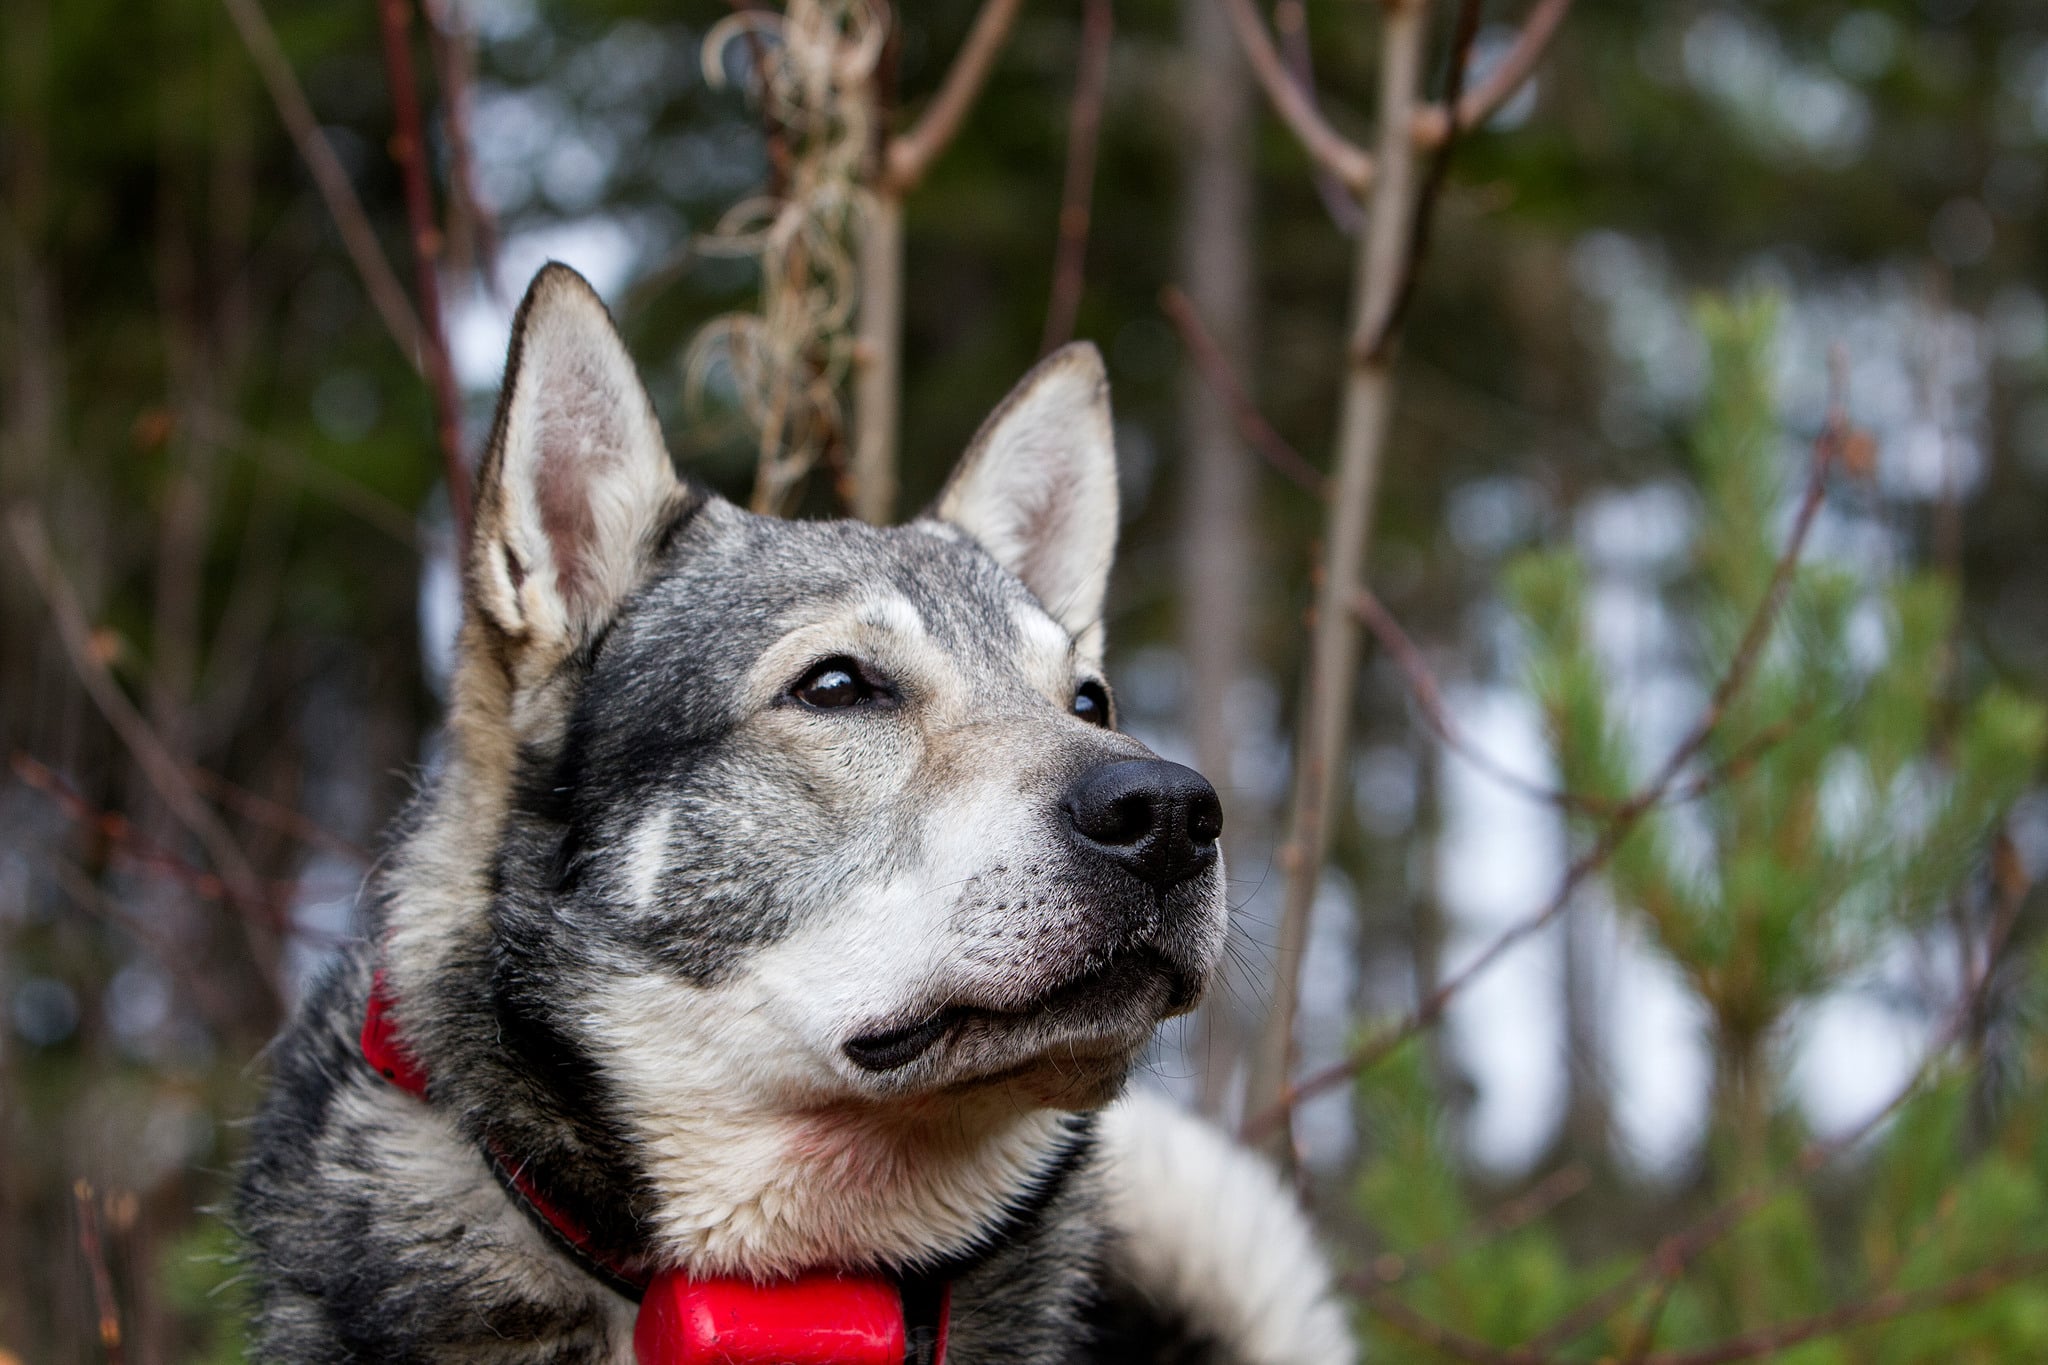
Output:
[235, 263, 1354, 1364]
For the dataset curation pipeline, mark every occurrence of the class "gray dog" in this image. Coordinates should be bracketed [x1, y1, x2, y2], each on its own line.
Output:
[235, 264, 1353, 1364]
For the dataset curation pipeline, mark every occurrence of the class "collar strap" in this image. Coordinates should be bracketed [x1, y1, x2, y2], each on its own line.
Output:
[360, 969, 948, 1365]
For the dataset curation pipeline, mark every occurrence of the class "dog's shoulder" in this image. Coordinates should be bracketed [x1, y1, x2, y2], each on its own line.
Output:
[1081, 1091, 1355, 1365]
[234, 947, 630, 1362]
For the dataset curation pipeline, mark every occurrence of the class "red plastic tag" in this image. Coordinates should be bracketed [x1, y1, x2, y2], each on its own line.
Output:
[634, 1269, 908, 1365]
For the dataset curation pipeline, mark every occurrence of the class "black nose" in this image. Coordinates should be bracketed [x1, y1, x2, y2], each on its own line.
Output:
[1062, 759, 1223, 887]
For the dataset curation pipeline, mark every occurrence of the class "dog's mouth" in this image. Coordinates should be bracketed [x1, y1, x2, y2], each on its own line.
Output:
[843, 949, 1194, 1076]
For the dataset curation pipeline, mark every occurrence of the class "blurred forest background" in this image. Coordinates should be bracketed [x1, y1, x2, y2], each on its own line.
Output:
[7, 0, 2048, 1359]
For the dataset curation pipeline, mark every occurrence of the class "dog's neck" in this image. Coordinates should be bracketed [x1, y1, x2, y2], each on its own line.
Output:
[576, 966, 1084, 1279]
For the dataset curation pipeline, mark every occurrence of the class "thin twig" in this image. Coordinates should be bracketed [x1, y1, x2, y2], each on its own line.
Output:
[217, 0, 425, 365]
[1217, 0, 1373, 193]
[1040, 0, 1113, 354]
[1271, 0, 1364, 235]
[1243, 0, 1432, 1166]
[12, 756, 357, 924]
[185, 763, 371, 863]
[73, 1180, 125, 1365]
[1362, 1163, 1593, 1287]
[1410, 0, 1577, 147]
[1246, 438, 1833, 1140]
[51, 860, 252, 1035]
[1640, 1251, 2048, 1365]
[1366, 0, 1484, 361]
[883, 0, 1028, 192]
[1160, 284, 1327, 496]
[9, 511, 285, 1011]
[1520, 845, 2031, 1357]
[1358, 588, 1816, 817]
[185, 407, 421, 548]
[1363, 1249, 2048, 1365]
[421, 0, 501, 291]
[376, 0, 472, 539]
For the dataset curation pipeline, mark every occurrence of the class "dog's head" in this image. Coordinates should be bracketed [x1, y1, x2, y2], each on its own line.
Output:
[438, 264, 1223, 1150]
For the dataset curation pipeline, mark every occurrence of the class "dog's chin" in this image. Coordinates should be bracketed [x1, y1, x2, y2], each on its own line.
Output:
[841, 950, 1198, 1104]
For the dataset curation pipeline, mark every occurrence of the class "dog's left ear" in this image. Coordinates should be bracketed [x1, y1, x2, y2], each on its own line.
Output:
[934, 342, 1119, 641]
[467, 264, 685, 659]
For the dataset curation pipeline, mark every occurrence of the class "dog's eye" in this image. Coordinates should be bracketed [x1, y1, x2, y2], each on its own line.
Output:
[1072, 681, 1112, 727]
[791, 656, 885, 710]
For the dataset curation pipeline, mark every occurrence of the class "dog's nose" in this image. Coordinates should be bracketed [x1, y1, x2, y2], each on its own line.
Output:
[1062, 759, 1223, 887]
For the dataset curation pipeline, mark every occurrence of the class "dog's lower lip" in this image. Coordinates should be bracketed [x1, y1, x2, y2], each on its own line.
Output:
[844, 1010, 961, 1072]
[846, 949, 1189, 1075]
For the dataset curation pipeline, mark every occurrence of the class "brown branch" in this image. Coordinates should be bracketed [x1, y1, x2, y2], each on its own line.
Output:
[1243, 0, 1431, 1166]
[1366, 0, 1485, 361]
[7, 510, 285, 1012]
[217, 0, 425, 365]
[186, 763, 371, 864]
[1363, 1163, 1593, 1287]
[883, 0, 1028, 192]
[1246, 438, 1834, 1140]
[421, 0, 500, 289]
[186, 407, 421, 549]
[1160, 284, 1327, 496]
[52, 859, 250, 1036]
[1361, 1288, 1520, 1364]
[1271, 0, 1364, 235]
[1641, 1251, 2048, 1365]
[12, 754, 356, 929]
[73, 1180, 125, 1365]
[1040, 0, 1113, 354]
[376, 0, 472, 540]
[1410, 0, 1577, 147]
[1363, 1250, 2048, 1365]
[1521, 836, 2031, 1357]
[1217, 0, 1373, 193]
[1359, 589, 1817, 818]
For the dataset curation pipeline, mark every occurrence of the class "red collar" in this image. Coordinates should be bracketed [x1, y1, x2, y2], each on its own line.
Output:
[361, 970, 949, 1365]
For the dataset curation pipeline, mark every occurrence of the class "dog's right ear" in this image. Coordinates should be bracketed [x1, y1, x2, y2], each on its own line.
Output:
[467, 264, 685, 658]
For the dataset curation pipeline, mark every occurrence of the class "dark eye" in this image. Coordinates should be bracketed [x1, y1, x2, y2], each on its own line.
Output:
[790, 656, 887, 710]
[1072, 680, 1112, 728]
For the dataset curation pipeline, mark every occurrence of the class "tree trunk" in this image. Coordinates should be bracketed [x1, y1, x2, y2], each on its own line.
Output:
[1177, 0, 1258, 1119]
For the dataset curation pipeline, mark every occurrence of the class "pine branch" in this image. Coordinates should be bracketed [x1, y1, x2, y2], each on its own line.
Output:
[1245, 431, 1835, 1139]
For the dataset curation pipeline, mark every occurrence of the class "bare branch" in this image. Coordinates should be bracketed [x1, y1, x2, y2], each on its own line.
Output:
[217, 0, 425, 365]
[1243, 0, 1430, 1167]
[376, 0, 472, 538]
[1364, 1163, 1593, 1287]
[1160, 284, 1326, 496]
[1217, 0, 1374, 194]
[1523, 827, 2032, 1357]
[1271, 0, 1364, 235]
[1367, 0, 1484, 360]
[1410, 0, 1577, 147]
[422, 0, 501, 290]
[72, 1180, 125, 1365]
[1246, 436, 1834, 1139]
[1650, 1252, 2048, 1364]
[7, 509, 283, 1014]
[1040, 0, 1113, 354]
[883, 0, 1027, 192]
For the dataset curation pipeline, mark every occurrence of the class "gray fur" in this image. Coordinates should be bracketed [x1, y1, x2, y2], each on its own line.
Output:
[235, 264, 1350, 1364]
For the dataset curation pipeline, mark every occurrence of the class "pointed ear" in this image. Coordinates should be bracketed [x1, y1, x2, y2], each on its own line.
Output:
[468, 264, 685, 655]
[933, 342, 1119, 639]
